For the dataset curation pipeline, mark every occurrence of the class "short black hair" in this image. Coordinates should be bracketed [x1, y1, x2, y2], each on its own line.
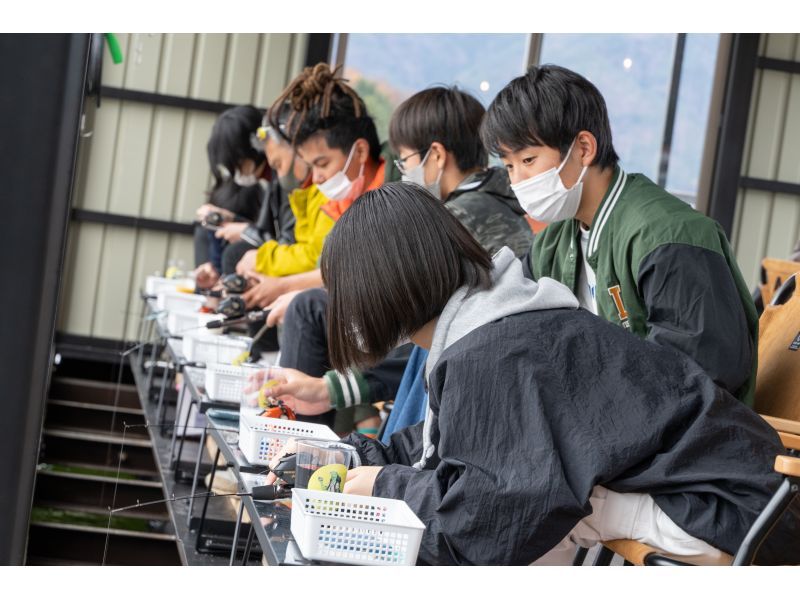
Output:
[389, 86, 488, 171]
[268, 63, 381, 162]
[322, 182, 492, 371]
[481, 64, 619, 169]
[207, 105, 265, 189]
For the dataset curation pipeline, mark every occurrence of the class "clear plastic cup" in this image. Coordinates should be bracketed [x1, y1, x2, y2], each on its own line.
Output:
[295, 439, 356, 493]
[240, 364, 285, 416]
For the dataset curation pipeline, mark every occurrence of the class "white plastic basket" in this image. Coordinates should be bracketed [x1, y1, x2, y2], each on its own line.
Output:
[290, 488, 425, 566]
[238, 412, 338, 466]
[182, 331, 250, 365]
[156, 290, 207, 314]
[145, 275, 195, 296]
[166, 311, 222, 337]
[204, 363, 247, 403]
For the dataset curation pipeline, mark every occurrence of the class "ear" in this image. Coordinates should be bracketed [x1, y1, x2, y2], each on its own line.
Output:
[429, 141, 447, 170]
[354, 138, 370, 165]
[576, 131, 597, 167]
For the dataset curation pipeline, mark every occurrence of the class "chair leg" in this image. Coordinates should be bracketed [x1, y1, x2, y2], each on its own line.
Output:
[572, 546, 589, 566]
[592, 546, 615, 566]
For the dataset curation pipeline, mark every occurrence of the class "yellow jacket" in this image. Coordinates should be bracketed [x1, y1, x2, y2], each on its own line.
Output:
[254, 184, 334, 277]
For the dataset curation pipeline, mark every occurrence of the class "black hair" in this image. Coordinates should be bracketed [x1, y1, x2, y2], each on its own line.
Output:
[481, 64, 619, 169]
[321, 182, 492, 371]
[268, 63, 381, 162]
[207, 105, 265, 190]
[389, 86, 488, 171]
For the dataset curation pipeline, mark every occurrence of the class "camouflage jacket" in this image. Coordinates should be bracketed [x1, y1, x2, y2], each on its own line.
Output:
[444, 167, 533, 257]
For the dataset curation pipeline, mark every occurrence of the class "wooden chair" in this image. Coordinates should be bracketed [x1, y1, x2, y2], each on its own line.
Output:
[586, 274, 800, 566]
[759, 257, 800, 307]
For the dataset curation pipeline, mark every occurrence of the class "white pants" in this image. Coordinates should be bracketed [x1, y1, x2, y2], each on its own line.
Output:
[533, 486, 733, 565]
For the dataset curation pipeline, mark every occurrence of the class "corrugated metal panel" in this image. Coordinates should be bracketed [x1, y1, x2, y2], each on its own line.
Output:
[732, 33, 800, 288]
[58, 33, 308, 340]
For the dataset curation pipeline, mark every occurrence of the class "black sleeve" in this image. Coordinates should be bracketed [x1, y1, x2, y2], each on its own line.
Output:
[520, 240, 536, 281]
[361, 343, 413, 404]
[275, 183, 296, 244]
[636, 243, 753, 396]
[371, 354, 588, 565]
[342, 421, 424, 467]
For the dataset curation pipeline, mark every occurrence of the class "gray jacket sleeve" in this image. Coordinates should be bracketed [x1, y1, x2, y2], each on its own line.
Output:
[636, 243, 753, 396]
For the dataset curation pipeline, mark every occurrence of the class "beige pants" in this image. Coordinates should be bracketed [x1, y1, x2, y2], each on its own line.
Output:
[533, 486, 733, 565]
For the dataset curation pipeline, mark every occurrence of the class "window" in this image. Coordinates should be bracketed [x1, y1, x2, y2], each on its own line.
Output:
[540, 33, 720, 205]
[343, 33, 529, 142]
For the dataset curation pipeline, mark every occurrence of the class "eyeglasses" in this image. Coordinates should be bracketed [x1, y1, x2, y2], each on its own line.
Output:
[393, 150, 424, 175]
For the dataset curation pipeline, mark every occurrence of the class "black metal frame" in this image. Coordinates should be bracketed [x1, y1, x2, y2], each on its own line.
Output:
[657, 33, 687, 188]
[72, 208, 195, 235]
[756, 56, 800, 75]
[0, 33, 91, 565]
[706, 34, 761, 237]
[739, 177, 800, 197]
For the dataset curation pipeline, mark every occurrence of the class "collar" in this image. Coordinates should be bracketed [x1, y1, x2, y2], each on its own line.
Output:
[587, 165, 627, 258]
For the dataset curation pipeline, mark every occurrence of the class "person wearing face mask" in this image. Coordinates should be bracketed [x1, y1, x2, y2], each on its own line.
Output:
[235, 64, 400, 295]
[391, 86, 533, 257]
[482, 64, 758, 406]
[236, 63, 401, 433]
[193, 105, 267, 288]
[217, 108, 307, 278]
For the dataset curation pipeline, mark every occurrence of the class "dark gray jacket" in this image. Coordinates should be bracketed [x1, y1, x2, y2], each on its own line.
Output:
[445, 167, 532, 258]
[347, 308, 788, 565]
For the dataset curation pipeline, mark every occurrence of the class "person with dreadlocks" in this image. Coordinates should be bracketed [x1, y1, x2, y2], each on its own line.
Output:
[238, 62, 402, 433]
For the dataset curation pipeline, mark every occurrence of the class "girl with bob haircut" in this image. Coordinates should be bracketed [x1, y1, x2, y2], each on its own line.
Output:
[312, 181, 789, 566]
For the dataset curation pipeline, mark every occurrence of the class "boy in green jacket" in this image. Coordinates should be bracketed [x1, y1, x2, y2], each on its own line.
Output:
[481, 64, 758, 405]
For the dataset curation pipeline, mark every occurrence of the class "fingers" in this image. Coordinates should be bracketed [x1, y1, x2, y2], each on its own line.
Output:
[346, 467, 363, 481]
[266, 309, 281, 327]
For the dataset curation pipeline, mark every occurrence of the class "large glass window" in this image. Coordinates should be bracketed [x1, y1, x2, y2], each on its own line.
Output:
[343, 33, 720, 206]
[343, 33, 529, 142]
[540, 33, 720, 205]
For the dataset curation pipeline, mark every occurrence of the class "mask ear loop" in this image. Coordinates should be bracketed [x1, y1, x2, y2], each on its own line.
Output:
[342, 142, 358, 180]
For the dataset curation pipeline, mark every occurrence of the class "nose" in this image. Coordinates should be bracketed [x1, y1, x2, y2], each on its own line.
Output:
[313, 170, 327, 185]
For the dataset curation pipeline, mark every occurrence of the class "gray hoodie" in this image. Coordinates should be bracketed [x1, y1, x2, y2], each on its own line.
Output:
[413, 246, 579, 469]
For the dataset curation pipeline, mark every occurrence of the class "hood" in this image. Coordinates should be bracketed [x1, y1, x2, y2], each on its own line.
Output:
[413, 246, 579, 469]
[447, 167, 526, 216]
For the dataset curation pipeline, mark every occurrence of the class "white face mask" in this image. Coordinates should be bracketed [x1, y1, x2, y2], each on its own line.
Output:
[510, 138, 588, 223]
[401, 147, 443, 200]
[317, 144, 360, 201]
[234, 168, 258, 187]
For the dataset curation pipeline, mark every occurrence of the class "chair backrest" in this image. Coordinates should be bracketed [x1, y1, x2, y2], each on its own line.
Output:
[754, 274, 800, 420]
[759, 257, 800, 306]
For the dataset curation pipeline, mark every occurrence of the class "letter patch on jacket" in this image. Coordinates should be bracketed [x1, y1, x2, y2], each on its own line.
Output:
[608, 285, 631, 330]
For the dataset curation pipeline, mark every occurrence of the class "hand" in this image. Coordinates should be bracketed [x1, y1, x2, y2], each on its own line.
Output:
[344, 466, 383, 496]
[264, 438, 298, 485]
[195, 203, 216, 221]
[236, 249, 258, 276]
[242, 272, 286, 309]
[215, 221, 248, 243]
[265, 290, 302, 327]
[261, 367, 332, 416]
[194, 262, 219, 289]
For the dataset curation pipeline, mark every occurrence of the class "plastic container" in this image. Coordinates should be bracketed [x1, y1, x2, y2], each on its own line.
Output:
[145, 275, 195, 297]
[290, 488, 425, 566]
[237, 412, 338, 466]
[156, 290, 207, 314]
[204, 363, 248, 403]
[182, 331, 250, 365]
[166, 311, 222, 337]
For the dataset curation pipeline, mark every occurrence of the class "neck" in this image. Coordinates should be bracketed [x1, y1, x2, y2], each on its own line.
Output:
[575, 166, 615, 228]
[361, 156, 381, 189]
[410, 318, 438, 350]
[443, 167, 482, 198]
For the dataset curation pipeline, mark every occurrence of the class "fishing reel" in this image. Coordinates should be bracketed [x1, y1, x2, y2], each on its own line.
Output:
[216, 295, 247, 319]
[221, 273, 248, 294]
